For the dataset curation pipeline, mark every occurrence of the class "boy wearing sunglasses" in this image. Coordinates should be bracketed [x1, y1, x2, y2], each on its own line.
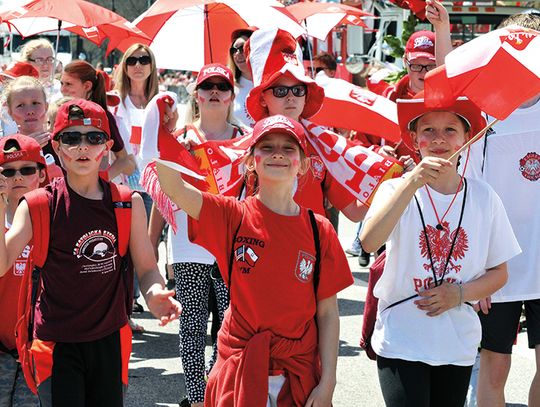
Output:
[0, 99, 181, 406]
[0, 134, 45, 406]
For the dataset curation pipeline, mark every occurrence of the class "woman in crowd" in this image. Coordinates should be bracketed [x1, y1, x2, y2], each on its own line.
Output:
[228, 28, 255, 128]
[148, 63, 243, 407]
[19, 39, 61, 101]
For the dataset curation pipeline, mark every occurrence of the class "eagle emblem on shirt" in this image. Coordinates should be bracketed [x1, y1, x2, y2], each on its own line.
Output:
[519, 152, 540, 181]
[418, 221, 469, 279]
[295, 251, 316, 283]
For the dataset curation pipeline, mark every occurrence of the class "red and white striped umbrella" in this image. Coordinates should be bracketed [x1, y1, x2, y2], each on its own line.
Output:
[0, 0, 149, 54]
[425, 26, 540, 120]
[286, 2, 372, 41]
[310, 73, 401, 143]
[124, 0, 305, 72]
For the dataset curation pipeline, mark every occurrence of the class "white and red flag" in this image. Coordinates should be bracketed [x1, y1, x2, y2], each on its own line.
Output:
[140, 95, 403, 230]
[311, 73, 401, 143]
[424, 26, 540, 120]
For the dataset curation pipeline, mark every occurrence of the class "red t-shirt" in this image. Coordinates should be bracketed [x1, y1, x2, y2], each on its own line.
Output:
[189, 193, 353, 339]
[29, 178, 128, 342]
[0, 229, 32, 351]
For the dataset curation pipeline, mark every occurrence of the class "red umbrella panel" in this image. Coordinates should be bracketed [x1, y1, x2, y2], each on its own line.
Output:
[424, 26, 540, 120]
[123, 0, 305, 72]
[0, 0, 149, 54]
[310, 74, 401, 143]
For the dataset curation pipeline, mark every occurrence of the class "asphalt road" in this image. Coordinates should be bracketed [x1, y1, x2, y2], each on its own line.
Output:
[126, 215, 535, 407]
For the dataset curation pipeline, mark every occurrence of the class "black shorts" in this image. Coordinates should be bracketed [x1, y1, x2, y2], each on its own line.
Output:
[479, 299, 540, 354]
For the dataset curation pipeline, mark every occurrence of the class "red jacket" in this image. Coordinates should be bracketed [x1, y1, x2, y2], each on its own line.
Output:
[205, 308, 320, 407]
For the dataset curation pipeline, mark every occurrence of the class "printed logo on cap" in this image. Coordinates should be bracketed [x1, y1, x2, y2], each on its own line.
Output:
[262, 115, 294, 130]
[202, 65, 231, 80]
[5, 151, 24, 160]
[295, 251, 316, 283]
[413, 36, 434, 50]
[519, 152, 540, 181]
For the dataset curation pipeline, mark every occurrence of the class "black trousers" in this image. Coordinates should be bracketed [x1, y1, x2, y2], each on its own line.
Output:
[377, 355, 472, 407]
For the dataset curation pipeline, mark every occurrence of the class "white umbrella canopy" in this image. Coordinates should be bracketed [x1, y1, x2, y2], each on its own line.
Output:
[125, 0, 306, 72]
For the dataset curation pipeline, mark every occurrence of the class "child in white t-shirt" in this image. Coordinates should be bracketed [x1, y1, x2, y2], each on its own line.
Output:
[360, 96, 521, 407]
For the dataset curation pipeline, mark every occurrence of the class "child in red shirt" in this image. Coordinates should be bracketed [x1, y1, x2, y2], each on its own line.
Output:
[0, 99, 181, 406]
[157, 115, 353, 407]
[0, 134, 44, 406]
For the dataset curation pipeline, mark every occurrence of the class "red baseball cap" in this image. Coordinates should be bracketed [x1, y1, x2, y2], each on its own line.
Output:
[0, 61, 39, 81]
[195, 63, 234, 88]
[53, 99, 110, 140]
[0, 134, 46, 166]
[250, 115, 307, 153]
[405, 30, 436, 61]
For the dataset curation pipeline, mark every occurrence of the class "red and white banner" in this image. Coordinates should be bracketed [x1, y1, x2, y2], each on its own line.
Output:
[311, 73, 401, 142]
[140, 95, 403, 230]
[425, 26, 540, 120]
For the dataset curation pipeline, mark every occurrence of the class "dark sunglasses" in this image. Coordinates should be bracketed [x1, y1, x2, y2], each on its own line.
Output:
[1, 166, 39, 178]
[56, 131, 108, 146]
[197, 81, 233, 92]
[229, 45, 244, 55]
[407, 62, 436, 73]
[125, 55, 152, 66]
[266, 85, 307, 98]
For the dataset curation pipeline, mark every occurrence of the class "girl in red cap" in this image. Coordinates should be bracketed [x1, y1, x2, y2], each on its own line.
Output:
[148, 63, 244, 407]
[156, 114, 353, 407]
[244, 28, 367, 224]
[0, 134, 45, 406]
[360, 97, 520, 406]
[60, 60, 136, 181]
[0, 98, 181, 407]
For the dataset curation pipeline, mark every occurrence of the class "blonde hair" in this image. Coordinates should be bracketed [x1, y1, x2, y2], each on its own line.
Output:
[47, 96, 73, 132]
[2, 75, 47, 112]
[114, 43, 158, 104]
[20, 38, 54, 62]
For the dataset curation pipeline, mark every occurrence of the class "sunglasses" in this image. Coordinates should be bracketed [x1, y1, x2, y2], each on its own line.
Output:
[1, 166, 39, 178]
[56, 131, 108, 146]
[266, 85, 307, 98]
[28, 56, 54, 65]
[229, 45, 244, 55]
[125, 55, 152, 66]
[197, 81, 233, 92]
[407, 62, 436, 73]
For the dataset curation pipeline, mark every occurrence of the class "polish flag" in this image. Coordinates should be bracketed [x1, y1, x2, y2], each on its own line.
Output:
[311, 73, 401, 143]
[424, 26, 540, 120]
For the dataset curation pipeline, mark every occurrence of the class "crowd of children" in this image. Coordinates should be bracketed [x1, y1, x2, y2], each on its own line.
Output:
[0, 4, 538, 407]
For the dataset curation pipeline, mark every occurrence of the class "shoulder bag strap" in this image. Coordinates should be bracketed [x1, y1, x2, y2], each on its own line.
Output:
[308, 209, 321, 295]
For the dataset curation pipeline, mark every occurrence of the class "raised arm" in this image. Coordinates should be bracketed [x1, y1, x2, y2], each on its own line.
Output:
[426, 0, 453, 66]
[155, 162, 203, 220]
[360, 157, 452, 253]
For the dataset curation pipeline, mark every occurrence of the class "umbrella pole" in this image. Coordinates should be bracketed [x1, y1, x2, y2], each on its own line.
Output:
[448, 118, 500, 161]
[204, 6, 213, 63]
[51, 20, 62, 86]
[304, 22, 314, 76]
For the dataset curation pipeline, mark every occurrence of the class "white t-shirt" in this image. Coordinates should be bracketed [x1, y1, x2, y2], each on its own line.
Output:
[233, 76, 254, 129]
[167, 209, 214, 265]
[466, 100, 540, 302]
[111, 96, 146, 191]
[365, 176, 520, 366]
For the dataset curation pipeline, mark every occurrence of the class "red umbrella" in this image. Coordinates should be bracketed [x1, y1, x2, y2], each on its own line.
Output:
[286, 2, 373, 41]
[310, 74, 401, 143]
[0, 0, 149, 55]
[424, 26, 540, 157]
[121, 0, 305, 72]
